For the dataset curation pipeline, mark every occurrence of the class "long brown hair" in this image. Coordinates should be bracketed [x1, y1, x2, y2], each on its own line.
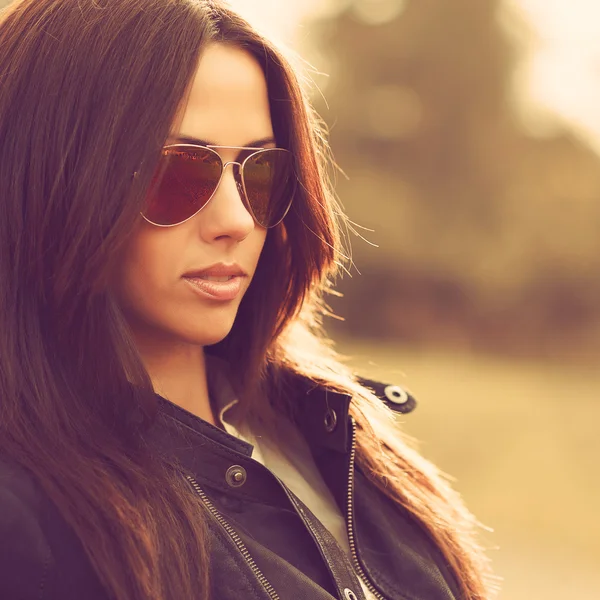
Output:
[0, 1, 496, 599]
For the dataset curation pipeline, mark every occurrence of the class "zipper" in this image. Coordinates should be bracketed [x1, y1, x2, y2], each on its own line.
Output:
[346, 418, 386, 600]
[185, 474, 280, 600]
[273, 474, 354, 599]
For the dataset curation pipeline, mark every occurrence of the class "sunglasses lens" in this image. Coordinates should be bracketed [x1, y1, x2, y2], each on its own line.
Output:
[243, 149, 294, 228]
[143, 147, 221, 226]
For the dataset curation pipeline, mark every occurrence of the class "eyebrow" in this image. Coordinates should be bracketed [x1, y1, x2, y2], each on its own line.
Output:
[170, 134, 277, 148]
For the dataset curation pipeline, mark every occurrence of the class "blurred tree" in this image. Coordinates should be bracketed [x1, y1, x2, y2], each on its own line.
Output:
[309, 0, 600, 358]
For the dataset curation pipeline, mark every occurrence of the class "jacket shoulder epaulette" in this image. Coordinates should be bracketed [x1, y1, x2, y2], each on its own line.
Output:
[356, 377, 417, 414]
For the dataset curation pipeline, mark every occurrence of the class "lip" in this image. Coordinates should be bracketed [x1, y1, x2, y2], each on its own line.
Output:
[182, 262, 247, 278]
[183, 275, 244, 301]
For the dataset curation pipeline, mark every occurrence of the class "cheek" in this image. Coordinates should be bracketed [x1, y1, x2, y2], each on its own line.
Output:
[252, 228, 268, 267]
[112, 228, 182, 318]
[110, 222, 268, 346]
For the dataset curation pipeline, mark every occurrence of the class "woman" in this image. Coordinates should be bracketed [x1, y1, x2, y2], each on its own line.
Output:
[0, 1, 496, 599]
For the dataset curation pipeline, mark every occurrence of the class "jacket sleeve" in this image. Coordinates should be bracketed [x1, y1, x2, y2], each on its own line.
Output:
[0, 468, 53, 600]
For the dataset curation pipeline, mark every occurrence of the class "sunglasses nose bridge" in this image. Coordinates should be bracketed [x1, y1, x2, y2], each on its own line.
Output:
[210, 160, 249, 217]
[222, 160, 242, 172]
[220, 160, 244, 192]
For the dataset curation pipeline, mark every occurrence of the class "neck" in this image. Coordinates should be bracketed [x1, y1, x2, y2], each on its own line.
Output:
[132, 331, 216, 426]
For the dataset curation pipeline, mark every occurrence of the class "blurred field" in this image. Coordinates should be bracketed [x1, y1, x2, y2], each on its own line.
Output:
[337, 337, 600, 600]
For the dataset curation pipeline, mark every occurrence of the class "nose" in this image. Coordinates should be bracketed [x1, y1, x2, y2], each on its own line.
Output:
[198, 162, 255, 242]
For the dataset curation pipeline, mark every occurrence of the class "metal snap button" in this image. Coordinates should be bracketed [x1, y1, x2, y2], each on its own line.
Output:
[384, 384, 409, 405]
[343, 589, 358, 600]
[225, 465, 247, 488]
[323, 408, 337, 433]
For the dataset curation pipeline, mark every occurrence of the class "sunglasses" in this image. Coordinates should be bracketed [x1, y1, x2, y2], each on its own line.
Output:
[141, 144, 296, 229]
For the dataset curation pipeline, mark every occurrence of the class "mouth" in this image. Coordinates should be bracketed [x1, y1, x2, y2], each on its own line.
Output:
[191, 275, 237, 282]
[182, 262, 247, 279]
[181, 262, 248, 301]
[182, 274, 245, 301]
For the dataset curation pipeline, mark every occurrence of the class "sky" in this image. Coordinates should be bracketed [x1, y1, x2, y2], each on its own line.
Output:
[228, 0, 600, 155]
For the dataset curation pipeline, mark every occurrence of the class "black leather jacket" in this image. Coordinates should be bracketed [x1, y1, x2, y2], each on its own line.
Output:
[0, 376, 462, 600]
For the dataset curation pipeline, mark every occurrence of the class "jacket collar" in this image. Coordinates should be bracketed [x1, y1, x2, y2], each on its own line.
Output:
[144, 377, 352, 505]
[143, 364, 416, 503]
[149, 359, 417, 461]
[283, 375, 353, 454]
[151, 365, 353, 457]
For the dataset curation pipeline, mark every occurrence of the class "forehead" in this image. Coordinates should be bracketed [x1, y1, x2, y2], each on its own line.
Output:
[175, 43, 274, 147]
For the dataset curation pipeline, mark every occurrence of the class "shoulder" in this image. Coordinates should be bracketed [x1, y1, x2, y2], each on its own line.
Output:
[0, 457, 113, 599]
[0, 455, 44, 510]
[280, 366, 417, 415]
[0, 456, 53, 599]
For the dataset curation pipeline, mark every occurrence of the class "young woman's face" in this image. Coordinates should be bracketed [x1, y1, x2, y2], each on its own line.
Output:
[112, 44, 273, 347]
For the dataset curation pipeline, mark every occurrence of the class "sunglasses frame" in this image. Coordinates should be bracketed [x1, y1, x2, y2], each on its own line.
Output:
[141, 143, 295, 229]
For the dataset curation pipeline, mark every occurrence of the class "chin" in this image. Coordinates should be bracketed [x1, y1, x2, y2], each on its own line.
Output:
[180, 322, 235, 347]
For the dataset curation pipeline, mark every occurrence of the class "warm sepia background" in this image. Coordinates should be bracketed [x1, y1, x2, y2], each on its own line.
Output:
[226, 1, 600, 599]
[3, 0, 599, 598]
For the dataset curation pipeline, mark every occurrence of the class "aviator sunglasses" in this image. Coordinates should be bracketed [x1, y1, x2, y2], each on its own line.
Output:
[141, 144, 296, 229]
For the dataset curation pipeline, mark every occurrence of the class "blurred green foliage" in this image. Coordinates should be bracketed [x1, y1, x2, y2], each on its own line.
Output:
[307, 0, 600, 360]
